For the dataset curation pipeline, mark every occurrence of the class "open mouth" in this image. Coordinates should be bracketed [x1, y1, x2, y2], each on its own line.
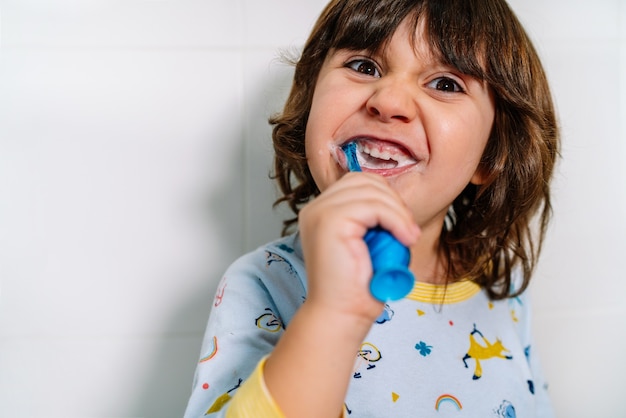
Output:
[350, 138, 418, 171]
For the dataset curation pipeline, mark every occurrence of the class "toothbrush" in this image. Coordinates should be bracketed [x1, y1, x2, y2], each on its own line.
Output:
[341, 142, 415, 302]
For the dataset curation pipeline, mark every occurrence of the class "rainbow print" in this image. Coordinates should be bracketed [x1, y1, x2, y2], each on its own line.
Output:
[199, 336, 219, 363]
[435, 394, 462, 411]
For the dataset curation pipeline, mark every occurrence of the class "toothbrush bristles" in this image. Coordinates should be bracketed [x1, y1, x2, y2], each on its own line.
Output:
[341, 142, 362, 173]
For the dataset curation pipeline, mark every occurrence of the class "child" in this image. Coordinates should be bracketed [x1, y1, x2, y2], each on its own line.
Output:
[184, 0, 558, 416]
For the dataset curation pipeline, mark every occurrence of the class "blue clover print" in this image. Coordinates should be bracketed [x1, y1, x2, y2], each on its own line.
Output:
[415, 341, 432, 357]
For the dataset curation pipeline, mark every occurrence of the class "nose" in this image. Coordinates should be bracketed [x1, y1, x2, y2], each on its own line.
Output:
[366, 78, 418, 123]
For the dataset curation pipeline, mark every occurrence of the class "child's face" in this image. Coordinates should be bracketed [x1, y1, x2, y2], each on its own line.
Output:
[304, 18, 495, 232]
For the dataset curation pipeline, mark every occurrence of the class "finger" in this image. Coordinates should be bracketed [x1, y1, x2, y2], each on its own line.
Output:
[305, 180, 420, 246]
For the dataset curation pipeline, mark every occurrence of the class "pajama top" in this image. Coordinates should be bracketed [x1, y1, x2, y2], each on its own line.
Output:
[184, 233, 553, 417]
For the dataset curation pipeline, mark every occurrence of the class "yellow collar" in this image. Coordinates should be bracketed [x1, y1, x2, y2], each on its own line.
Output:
[406, 280, 481, 304]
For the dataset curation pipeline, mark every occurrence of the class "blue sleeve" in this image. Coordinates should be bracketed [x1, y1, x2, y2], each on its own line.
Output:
[183, 241, 306, 418]
[514, 288, 555, 418]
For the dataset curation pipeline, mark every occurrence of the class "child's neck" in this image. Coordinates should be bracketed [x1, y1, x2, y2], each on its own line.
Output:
[408, 224, 449, 285]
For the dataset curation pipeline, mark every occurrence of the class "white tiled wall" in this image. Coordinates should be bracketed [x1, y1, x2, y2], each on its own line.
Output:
[509, 2, 626, 417]
[0, 1, 624, 417]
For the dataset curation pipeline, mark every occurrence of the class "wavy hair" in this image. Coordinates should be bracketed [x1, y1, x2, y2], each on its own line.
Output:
[269, 0, 559, 299]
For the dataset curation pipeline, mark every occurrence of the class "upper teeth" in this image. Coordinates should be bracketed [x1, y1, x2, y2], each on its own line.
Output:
[358, 142, 414, 166]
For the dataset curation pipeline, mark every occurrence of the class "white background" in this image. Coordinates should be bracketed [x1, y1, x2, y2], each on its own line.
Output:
[1, 1, 625, 417]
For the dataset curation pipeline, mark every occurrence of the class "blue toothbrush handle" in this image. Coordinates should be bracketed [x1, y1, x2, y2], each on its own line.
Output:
[341, 142, 415, 302]
[364, 227, 415, 302]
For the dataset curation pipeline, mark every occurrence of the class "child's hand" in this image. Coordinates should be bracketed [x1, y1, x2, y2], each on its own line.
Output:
[298, 172, 420, 328]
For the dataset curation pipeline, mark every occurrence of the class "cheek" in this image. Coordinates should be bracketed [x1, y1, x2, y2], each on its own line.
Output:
[443, 111, 491, 160]
[306, 154, 332, 193]
[304, 90, 349, 191]
[305, 90, 334, 149]
[304, 115, 331, 173]
[427, 121, 490, 191]
[304, 123, 335, 193]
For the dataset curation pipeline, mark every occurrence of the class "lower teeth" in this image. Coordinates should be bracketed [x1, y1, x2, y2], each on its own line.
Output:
[359, 153, 400, 169]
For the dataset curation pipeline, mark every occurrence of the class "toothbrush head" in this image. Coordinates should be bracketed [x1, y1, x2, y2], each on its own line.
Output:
[341, 142, 362, 173]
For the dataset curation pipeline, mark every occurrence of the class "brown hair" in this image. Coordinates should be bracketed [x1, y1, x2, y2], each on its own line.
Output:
[269, 0, 559, 300]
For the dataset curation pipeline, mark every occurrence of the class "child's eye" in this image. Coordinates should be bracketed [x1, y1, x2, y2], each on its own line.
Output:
[345, 59, 381, 78]
[429, 77, 464, 93]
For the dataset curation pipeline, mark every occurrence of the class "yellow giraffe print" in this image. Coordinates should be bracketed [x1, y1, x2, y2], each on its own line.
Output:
[462, 324, 512, 380]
